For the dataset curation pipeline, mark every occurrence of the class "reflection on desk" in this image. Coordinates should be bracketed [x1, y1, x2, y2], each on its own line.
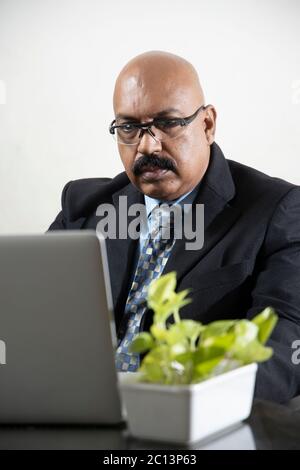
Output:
[0, 400, 300, 450]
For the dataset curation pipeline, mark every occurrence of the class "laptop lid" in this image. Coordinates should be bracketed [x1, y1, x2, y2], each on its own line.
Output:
[0, 230, 123, 424]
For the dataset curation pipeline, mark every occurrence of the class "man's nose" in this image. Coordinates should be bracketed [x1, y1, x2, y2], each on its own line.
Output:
[137, 129, 163, 155]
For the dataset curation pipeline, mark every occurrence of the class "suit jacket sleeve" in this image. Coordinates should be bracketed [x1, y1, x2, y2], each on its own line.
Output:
[47, 181, 73, 231]
[247, 186, 300, 403]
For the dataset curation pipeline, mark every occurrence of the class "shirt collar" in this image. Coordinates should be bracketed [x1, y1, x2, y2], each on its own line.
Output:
[144, 182, 200, 219]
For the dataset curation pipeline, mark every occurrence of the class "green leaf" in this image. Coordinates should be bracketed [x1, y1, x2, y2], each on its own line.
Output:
[193, 356, 224, 381]
[200, 331, 236, 353]
[139, 361, 165, 383]
[139, 345, 173, 384]
[148, 271, 177, 311]
[232, 320, 258, 350]
[171, 320, 204, 340]
[201, 320, 237, 340]
[153, 291, 192, 325]
[150, 324, 169, 341]
[136, 272, 278, 386]
[233, 339, 274, 363]
[129, 332, 154, 354]
[167, 320, 203, 346]
[251, 307, 278, 344]
[174, 351, 194, 365]
[148, 273, 192, 326]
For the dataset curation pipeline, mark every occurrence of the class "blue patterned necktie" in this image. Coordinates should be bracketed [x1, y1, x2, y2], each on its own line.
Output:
[115, 205, 175, 371]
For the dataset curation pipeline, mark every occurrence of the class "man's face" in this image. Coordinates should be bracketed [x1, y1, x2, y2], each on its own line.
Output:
[113, 68, 216, 201]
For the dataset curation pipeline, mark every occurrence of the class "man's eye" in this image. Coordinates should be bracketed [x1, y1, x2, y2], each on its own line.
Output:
[120, 124, 136, 133]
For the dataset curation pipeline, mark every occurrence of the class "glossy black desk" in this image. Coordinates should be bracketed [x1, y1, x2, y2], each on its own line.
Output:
[1, 400, 300, 450]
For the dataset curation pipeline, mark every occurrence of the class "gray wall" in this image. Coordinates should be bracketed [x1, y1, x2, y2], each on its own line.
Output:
[0, 0, 299, 233]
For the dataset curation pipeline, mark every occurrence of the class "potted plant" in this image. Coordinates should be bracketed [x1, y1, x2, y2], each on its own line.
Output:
[119, 272, 278, 444]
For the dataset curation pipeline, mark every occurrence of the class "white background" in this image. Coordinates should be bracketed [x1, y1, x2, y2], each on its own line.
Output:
[0, 0, 299, 233]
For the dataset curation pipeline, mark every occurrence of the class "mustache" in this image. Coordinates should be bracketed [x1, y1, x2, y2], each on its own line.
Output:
[132, 154, 177, 176]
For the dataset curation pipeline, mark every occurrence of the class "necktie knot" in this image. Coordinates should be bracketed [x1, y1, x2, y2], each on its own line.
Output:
[150, 204, 176, 240]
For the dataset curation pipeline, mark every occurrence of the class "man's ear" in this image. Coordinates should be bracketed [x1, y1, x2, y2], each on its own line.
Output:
[203, 105, 217, 145]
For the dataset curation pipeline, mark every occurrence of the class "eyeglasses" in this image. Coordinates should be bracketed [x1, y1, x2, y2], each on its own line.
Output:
[109, 105, 206, 146]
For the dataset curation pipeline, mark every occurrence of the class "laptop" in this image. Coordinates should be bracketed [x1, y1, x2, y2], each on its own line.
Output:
[0, 230, 124, 424]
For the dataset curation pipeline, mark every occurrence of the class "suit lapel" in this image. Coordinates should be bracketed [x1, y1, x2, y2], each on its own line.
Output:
[163, 143, 240, 283]
[105, 183, 144, 325]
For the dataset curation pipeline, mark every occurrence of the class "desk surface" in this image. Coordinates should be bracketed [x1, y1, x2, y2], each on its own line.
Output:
[1, 400, 300, 450]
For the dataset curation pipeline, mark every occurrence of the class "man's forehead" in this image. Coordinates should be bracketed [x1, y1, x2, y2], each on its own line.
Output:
[114, 99, 197, 121]
[114, 82, 197, 119]
[113, 51, 204, 118]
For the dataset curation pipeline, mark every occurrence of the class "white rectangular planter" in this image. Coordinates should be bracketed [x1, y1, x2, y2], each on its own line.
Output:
[119, 363, 258, 445]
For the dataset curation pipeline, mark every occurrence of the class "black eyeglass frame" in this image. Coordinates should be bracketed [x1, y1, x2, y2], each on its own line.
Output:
[109, 104, 206, 142]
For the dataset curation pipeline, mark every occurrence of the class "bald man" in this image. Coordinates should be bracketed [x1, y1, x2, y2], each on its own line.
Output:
[48, 51, 300, 404]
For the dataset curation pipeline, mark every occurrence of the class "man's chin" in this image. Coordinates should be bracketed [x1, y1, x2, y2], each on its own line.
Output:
[137, 179, 181, 201]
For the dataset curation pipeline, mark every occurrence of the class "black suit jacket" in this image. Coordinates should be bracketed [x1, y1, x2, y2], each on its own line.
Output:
[48, 142, 300, 404]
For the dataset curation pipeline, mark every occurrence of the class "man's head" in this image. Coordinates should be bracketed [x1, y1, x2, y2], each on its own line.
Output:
[112, 51, 216, 200]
